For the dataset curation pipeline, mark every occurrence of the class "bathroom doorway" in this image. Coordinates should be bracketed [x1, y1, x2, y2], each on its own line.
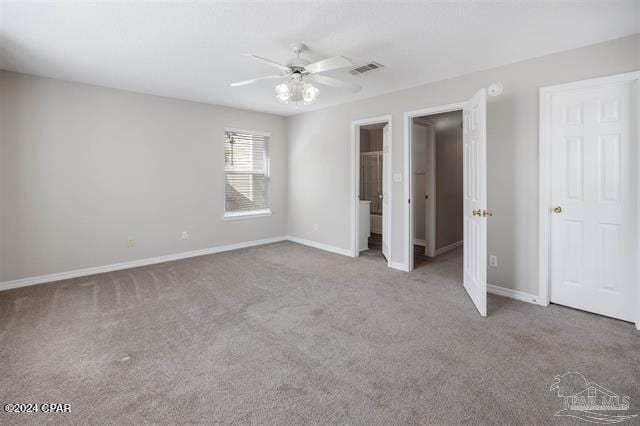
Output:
[351, 115, 392, 265]
[360, 123, 386, 259]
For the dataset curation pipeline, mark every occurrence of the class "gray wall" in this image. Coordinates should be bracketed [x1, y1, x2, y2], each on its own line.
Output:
[434, 112, 463, 250]
[287, 34, 640, 295]
[0, 71, 288, 282]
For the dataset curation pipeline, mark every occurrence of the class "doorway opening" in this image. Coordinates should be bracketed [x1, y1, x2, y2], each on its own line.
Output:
[411, 111, 464, 270]
[405, 89, 488, 317]
[351, 115, 392, 267]
[360, 123, 385, 259]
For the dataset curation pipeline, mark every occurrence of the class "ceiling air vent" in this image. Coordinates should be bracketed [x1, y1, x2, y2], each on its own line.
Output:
[349, 62, 384, 75]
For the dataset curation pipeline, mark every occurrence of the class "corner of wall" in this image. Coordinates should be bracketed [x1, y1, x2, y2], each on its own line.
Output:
[284, 114, 295, 237]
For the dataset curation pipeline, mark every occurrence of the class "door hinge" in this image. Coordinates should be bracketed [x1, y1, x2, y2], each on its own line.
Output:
[408, 198, 411, 204]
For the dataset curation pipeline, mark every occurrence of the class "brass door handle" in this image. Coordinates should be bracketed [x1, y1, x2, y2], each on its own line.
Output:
[472, 209, 482, 216]
[553, 206, 562, 213]
[482, 209, 493, 217]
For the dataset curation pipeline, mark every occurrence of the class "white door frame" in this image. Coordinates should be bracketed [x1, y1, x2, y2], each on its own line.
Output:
[351, 115, 393, 267]
[404, 102, 465, 271]
[538, 71, 640, 329]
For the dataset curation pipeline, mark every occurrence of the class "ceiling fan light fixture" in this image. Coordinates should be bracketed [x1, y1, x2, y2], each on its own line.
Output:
[275, 79, 319, 105]
[235, 43, 359, 108]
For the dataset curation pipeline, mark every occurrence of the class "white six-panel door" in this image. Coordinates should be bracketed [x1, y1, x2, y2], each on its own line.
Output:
[463, 88, 488, 317]
[550, 81, 636, 322]
[382, 124, 391, 260]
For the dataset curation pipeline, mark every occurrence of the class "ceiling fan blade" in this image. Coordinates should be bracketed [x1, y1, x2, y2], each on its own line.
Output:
[305, 56, 353, 74]
[230, 75, 284, 87]
[245, 54, 291, 72]
[311, 74, 362, 93]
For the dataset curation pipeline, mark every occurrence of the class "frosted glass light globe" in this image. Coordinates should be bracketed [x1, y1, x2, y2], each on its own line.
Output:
[302, 83, 319, 105]
[275, 82, 291, 103]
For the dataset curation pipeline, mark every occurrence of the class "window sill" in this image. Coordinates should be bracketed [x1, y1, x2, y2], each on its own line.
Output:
[223, 209, 272, 221]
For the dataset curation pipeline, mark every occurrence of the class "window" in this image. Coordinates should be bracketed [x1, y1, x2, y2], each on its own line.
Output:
[224, 130, 270, 218]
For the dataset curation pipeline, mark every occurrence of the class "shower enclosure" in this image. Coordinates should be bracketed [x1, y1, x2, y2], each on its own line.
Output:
[360, 151, 383, 233]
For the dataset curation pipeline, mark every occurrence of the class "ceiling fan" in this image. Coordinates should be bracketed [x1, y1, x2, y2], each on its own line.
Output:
[230, 43, 362, 106]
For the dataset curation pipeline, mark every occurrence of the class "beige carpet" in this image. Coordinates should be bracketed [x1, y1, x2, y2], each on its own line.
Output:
[0, 242, 638, 424]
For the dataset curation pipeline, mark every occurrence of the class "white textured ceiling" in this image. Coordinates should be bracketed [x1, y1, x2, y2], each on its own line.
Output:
[1, 1, 638, 116]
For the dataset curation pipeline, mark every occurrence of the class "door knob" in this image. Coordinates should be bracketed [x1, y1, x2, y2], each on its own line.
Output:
[553, 206, 562, 213]
[472, 209, 482, 216]
[482, 209, 493, 217]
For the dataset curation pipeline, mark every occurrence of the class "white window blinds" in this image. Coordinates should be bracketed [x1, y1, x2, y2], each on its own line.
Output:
[224, 131, 270, 215]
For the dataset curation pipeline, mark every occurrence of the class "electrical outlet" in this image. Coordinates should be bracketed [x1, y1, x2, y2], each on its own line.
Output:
[181, 231, 189, 240]
[313, 224, 318, 231]
[393, 173, 402, 183]
[127, 237, 135, 248]
[489, 255, 498, 267]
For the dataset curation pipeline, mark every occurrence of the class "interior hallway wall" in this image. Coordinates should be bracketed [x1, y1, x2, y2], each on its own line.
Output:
[287, 34, 640, 295]
[359, 128, 383, 153]
[0, 71, 288, 282]
[368, 128, 383, 152]
[359, 128, 370, 152]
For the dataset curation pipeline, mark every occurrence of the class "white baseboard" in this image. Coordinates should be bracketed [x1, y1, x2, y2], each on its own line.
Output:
[487, 283, 543, 306]
[389, 261, 409, 272]
[286, 235, 354, 257]
[287, 235, 409, 272]
[413, 239, 426, 247]
[0, 235, 544, 312]
[435, 240, 463, 256]
[0, 236, 288, 292]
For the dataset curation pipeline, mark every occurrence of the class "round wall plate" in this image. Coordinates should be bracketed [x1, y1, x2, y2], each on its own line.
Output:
[488, 82, 503, 97]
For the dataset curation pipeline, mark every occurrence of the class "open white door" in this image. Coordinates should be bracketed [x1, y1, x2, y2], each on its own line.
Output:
[382, 124, 390, 261]
[463, 88, 488, 317]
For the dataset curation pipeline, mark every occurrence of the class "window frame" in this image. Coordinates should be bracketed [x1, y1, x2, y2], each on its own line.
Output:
[223, 128, 272, 220]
